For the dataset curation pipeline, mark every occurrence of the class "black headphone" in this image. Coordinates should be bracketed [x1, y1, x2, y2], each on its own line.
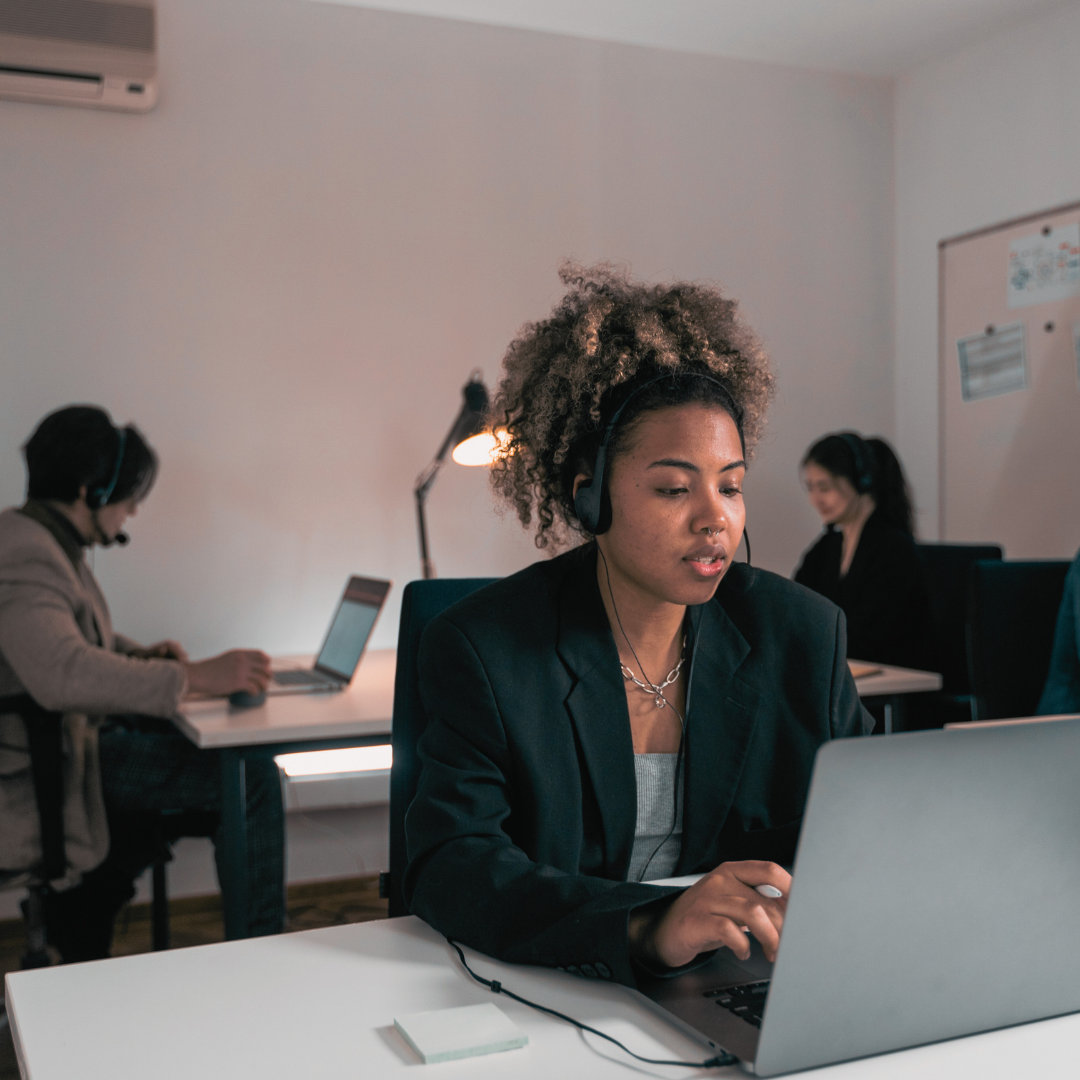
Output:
[87, 427, 127, 510]
[836, 431, 873, 494]
[573, 371, 743, 536]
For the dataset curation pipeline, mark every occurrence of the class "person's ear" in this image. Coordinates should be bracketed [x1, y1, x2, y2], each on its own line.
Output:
[572, 473, 591, 499]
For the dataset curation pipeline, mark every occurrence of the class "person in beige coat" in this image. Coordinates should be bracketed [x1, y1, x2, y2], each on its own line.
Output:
[0, 405, 284, 961]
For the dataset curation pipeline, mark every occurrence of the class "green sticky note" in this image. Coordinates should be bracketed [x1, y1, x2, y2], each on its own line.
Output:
[394, 1003, 528, 1064]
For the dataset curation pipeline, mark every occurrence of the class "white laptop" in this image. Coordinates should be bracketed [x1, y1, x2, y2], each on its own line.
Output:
[634, 717, 1080, 1075]
[267, 575, 390, 695]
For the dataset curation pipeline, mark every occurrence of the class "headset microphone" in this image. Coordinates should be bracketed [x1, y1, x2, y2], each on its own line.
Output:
[90, 507, 129, 547]
[87, 427, 131, 547]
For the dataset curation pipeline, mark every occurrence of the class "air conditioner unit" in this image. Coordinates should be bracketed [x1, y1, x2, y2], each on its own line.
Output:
[0, 0, 157, 112]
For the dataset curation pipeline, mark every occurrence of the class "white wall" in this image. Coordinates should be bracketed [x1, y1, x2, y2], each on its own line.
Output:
[2, 0, 1073, 920]
[2, 0, 1074, 918]
[0, 0, 894, 669]
[894, 2, 1080, 544]
[0, 0, 898, 917]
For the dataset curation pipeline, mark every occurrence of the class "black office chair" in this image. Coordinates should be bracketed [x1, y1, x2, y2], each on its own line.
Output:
[913, 542, 1004, 727]
[381, 577, 497, 918]
[966, 559, 1071, 722]
[0, 693, 210, 962]
[0, 694, 65, 1036]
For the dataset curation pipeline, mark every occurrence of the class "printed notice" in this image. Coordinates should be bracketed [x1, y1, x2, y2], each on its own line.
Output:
[957, 322, 1027, 401]
[1007, 223, 1080, 308]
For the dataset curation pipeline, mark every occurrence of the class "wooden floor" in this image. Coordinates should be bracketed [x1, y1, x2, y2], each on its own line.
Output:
[0, 875, 387, 1079]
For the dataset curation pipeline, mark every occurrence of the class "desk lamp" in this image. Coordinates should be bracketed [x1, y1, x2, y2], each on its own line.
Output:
[414, 371, 503, 579]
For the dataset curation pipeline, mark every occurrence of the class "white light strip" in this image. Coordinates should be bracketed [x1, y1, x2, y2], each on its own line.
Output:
[275, 745, 392, 777]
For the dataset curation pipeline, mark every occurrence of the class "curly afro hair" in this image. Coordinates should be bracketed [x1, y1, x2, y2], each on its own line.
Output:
[490, 262, 775, 549]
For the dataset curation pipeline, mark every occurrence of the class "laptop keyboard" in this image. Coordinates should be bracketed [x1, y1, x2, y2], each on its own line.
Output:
[704, 980, 771, 1028]
[272, 669, 337, 686]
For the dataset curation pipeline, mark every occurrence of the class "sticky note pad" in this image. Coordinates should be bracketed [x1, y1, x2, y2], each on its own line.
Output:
[394, 1003, 528, 1063]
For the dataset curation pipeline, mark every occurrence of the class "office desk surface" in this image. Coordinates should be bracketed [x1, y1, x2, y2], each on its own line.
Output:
[174, 651, 936, 750]
[849, 659, 942, 698]
[175, 647, 396, 748]
[6, 915, 1076, 1080]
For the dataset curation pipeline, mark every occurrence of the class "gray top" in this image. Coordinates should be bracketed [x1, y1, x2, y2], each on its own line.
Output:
[626, 752, 683, 882]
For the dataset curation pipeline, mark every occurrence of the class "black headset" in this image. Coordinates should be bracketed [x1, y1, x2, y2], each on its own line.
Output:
[836, 431, 873, 494]
[87, 427, 128, 510]
[573, 371, 744, 536]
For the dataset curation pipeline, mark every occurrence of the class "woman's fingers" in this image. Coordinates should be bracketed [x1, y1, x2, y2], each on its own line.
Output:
[641, 861, 791, 968]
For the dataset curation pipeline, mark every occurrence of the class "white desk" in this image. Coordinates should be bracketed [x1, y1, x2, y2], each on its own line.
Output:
[849, 659, 942, 734]
[6, 914, 1076, 1079]
[176, 648, 396, 938]
[177, 650, 939, 935]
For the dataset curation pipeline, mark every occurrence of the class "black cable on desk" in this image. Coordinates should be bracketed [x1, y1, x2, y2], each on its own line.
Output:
[447, 938, 738, 1070]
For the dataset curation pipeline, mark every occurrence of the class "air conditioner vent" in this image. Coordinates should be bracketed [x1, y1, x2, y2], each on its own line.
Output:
[0, 0, 153, 51]
[0, 0, 156, 111]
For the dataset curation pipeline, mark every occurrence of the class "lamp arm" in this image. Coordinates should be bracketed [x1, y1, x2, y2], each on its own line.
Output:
[413, 457, 443, 503]
[415, 486, 436, 580]
[413, 406, 468, 500]
[413, 407, 469, 578]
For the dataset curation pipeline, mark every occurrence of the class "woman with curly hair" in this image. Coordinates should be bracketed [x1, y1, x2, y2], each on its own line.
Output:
[404, 264, 872, 987]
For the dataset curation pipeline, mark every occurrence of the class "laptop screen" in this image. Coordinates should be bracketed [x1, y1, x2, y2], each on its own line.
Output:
[313, 576, 390, 681]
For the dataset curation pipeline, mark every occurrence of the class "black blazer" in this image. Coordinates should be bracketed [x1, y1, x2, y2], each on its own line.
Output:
[404, 544, 871, 986]
[794, 511, 935, 671]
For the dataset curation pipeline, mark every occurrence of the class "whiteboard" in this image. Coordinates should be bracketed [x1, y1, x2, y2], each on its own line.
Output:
[939, 200, 1080, 558]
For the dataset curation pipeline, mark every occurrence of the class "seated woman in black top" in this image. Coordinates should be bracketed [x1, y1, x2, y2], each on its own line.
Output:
[404, 263, 872, 988]
[793, 432, 933, 671]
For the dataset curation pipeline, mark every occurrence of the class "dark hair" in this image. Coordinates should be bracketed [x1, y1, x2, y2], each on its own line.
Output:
[23, 405, 158, 506]
[490, 262, 775, 548]
[802, 431, 915, 535]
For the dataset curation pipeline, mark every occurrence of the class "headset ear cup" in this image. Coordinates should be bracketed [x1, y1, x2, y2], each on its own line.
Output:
[87, 427, 127, 511]
[837, 432, 872, 493]
[574, 481, 601, 535]
[592, 485, 612, 534]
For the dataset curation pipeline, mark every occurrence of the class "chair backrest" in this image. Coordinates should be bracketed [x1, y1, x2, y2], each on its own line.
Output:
[386, 577, 497, 917]
[967, 559, 1071, 722]
[915, 542, 1004, 695]
[0, 694, 66, 882]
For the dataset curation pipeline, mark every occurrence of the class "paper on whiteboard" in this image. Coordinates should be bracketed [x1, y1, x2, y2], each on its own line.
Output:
[1007, 223, 1080, 308]
[957, 322, 1027, 401]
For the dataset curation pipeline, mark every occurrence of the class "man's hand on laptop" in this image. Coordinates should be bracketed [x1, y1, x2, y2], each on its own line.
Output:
[630, 861, 790, 970]
[183, 649, 272, 697]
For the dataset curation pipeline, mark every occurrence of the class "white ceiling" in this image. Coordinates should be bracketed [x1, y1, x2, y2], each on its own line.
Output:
[310, 0, 1074, 78]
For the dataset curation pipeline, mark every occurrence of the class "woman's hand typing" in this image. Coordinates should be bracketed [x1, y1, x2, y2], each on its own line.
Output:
[630, 860, 791, 970]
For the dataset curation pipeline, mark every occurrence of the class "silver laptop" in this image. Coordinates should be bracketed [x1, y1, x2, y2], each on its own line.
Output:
[268, 575, 390, 694]
[634, 717, 1080, 1075]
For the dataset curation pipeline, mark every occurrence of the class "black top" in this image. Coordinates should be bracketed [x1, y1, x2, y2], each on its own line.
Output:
[404, 544, 872, 986]
[793, 511, 935, 670]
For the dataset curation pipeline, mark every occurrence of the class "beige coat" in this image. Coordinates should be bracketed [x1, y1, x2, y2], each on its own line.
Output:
[0, 508, 186, 886]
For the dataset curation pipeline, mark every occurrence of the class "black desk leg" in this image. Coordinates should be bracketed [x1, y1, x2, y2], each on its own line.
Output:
[880, 697, 908, 734]
[219, 748, 250, 940]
